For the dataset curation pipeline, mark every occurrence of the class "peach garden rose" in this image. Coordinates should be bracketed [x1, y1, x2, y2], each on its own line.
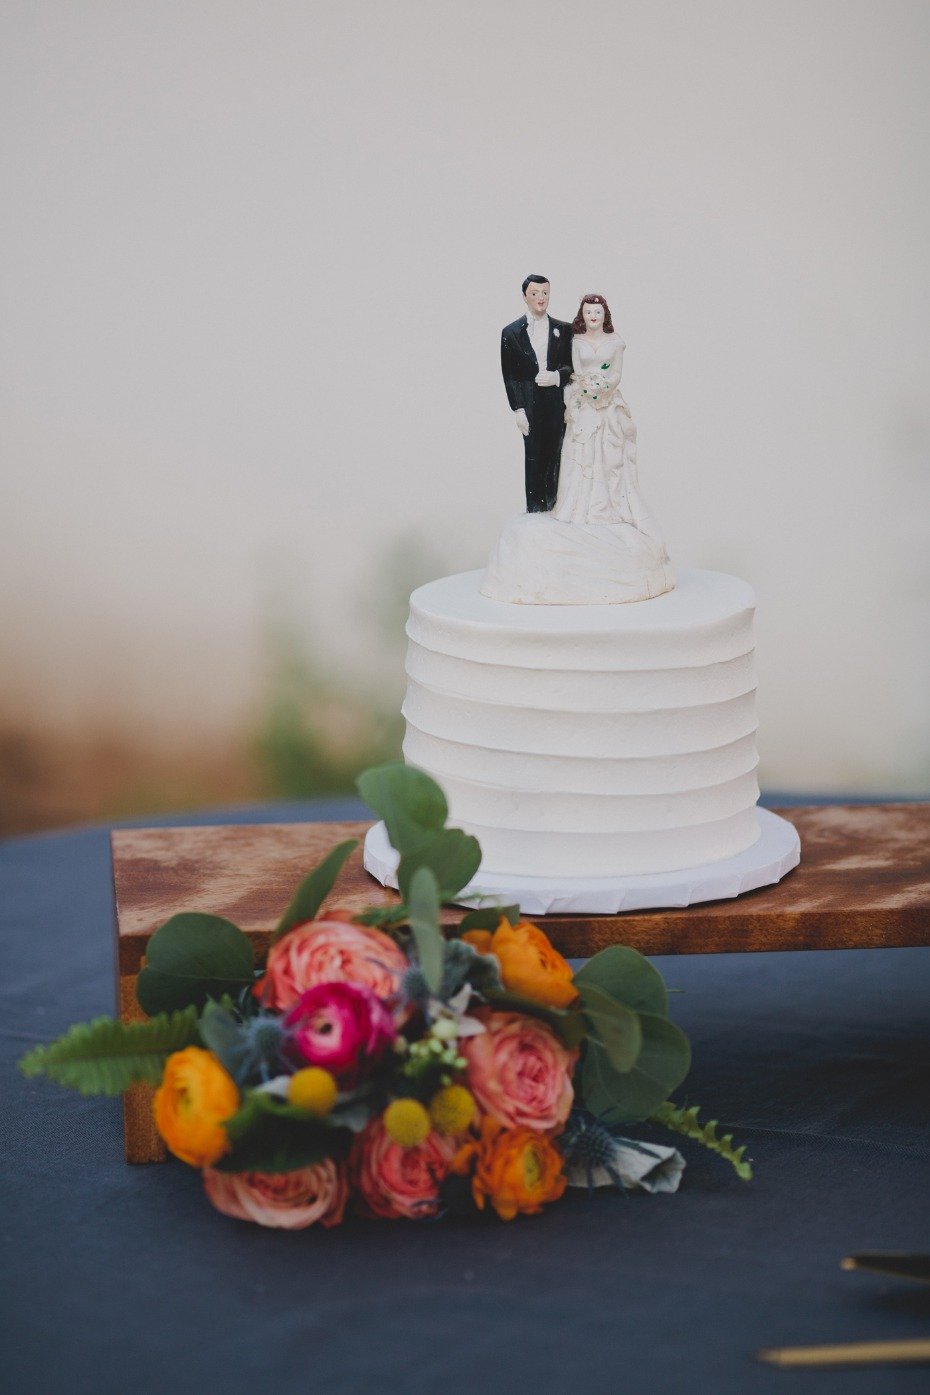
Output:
[259, 912, 408, 1012]
[460, 1009, 577, 1133]
[202, 1161, 348, 1229]
[350, 1118, 456, 1220]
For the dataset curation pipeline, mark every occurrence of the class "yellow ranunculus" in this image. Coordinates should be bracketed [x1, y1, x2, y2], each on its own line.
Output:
[153, 1047, 239, 1167]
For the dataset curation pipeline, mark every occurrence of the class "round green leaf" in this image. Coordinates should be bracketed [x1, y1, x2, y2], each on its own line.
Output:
[577, 982, 642, 1073]
[397, 827, 481, 901]
[582, 1011, 691, 1125]
[357, 763, 448, 856]
[574, 945, 669, 1017]
[136, 913, 255, 1016]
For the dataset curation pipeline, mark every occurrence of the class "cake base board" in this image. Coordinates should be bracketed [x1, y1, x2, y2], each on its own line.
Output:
[363, 809, 801, 914]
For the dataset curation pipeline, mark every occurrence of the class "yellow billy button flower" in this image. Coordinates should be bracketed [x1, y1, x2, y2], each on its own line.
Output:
[152, 1047, 239, 1168]
[383, 1097, 431, 1148]
[287, 1067, 338, 1116]
[429, 1084, 477, 1136]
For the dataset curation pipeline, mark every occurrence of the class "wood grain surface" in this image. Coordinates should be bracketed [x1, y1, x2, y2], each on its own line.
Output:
[111, 804, 929, 1161]
[113, 805, 930, 966]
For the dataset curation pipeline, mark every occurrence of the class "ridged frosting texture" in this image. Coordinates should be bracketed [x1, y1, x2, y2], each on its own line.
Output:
[401, 569, 762, 878]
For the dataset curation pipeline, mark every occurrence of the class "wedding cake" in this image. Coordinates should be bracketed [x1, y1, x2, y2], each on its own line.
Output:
[367, 280, 798, 904]
[402, 567, 761, 880]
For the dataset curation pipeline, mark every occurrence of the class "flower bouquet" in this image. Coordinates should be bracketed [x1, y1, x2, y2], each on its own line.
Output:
[577, 370, 614, 407]
[20, 765, 751, 1228]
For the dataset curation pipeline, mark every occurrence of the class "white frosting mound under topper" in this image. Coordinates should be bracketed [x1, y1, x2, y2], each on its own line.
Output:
[481, 513, 675, 605]
[402, 567, 762, 878]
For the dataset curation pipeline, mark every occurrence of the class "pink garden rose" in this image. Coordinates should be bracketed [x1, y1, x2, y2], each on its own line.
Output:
[285, 980, 395, 1085]
[461, 1010, 578, 1134]
[203, 1161, 348, 1229]
[259, 913, 408, 1012]
[351, 1119, 456, 1220]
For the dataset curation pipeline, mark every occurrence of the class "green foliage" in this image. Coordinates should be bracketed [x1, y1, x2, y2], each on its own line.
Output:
[19, 1008, 200, 1095]
[397, 828, 481, 901]
[357, 763, 448, 856]
[353, 905, 410, 928]
[407, 866, 444, 996]
[576, 982, 642, 1073]
[584, 1012, 691, 1125]
[136, 913, 255, 1016]
[254, 628, 403, 800]
[574, 946, 668, 1017]
[574, 947, 690, 1125]
[358, 762, 481, 900]
[217, 1090, 347, 1174]
[456, 904, 520, 934]
[652, 1102, 753, 1181]
[269, 839, 358, 945]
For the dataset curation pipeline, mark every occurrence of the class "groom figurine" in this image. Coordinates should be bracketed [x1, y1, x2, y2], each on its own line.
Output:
[501, 275, 573, 512]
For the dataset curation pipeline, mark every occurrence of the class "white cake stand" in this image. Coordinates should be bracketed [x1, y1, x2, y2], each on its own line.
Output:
[363, 809, 800, 916]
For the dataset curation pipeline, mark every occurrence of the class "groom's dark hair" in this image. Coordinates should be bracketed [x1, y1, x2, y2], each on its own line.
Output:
[522, 274, 549, 294]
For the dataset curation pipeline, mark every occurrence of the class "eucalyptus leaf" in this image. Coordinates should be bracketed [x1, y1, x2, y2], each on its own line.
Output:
[397, 827, 481, 901]
[357, 763, 448, 857]
[577, 982, 642, 1073]
[456, 904, 520, 934]
[574, 945, 669, 1018]
[270, 839, 359, 945]
[136, 914, 255, 1016]
[407, 866, 445, 996]
[582, 1011, 691, 1126]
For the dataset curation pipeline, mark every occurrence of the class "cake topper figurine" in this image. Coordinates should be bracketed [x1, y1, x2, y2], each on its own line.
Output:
[500, 275, 573, 513]
[483, 285, 675, 605]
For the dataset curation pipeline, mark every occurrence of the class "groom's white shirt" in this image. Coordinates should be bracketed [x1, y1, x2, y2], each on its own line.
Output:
[526, 311, 549, 373]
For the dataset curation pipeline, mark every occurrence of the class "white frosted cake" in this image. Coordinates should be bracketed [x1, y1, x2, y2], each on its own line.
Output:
[401, 567, 761, 880]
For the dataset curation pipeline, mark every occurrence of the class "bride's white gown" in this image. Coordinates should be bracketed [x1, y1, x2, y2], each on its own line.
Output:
[481, 332, 674, 604]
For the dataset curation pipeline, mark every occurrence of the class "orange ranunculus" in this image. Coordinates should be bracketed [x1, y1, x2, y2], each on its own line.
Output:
[452, 1116, 567, 1221]
[153, 1047, 239, 1167]
[460, 928, 494, 955]
[473, 918, 578, 1008]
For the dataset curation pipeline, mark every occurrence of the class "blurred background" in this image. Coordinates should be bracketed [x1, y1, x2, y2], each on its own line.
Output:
[2, 0, 928, 835]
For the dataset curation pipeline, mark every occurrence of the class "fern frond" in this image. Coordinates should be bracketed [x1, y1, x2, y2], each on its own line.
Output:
[19, 1008, 200, 1096]
[651, 1101, 753, 1181]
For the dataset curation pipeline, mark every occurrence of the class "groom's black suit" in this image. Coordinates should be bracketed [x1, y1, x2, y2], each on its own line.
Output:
[501, 315, 574, 512]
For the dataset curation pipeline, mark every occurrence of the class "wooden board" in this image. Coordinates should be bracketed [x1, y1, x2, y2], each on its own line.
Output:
[111, 804, 930, 1162]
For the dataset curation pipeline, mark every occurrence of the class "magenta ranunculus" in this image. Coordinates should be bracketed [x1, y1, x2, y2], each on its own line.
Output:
[284, 980, 396, 1085]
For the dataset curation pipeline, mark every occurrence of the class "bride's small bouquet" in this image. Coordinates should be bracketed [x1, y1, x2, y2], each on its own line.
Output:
[20, 764, 751, 1229]
[576, 369, 615, 408]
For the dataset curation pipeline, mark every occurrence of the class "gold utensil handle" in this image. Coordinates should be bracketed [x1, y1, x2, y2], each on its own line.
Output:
[759, 1339, 930, 1368]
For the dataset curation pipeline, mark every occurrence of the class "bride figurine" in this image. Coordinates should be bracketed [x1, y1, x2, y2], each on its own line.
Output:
[481, 291, 675, 605]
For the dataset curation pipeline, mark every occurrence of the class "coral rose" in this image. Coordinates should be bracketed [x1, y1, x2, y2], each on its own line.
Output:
[202, 1161, 348, 1229]
[466, 918, 577, 1009]
[461, 1010, 577, 1133]
[452, 1116, 567, 1220]
[153, 1047, 239, 1167]
[350, 1118, 455, 1220]
[259, 913, 408, 1012]
[285, 980, 395, 1085]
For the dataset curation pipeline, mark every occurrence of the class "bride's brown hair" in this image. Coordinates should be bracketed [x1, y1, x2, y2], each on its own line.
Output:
[571, 294, 614, 334]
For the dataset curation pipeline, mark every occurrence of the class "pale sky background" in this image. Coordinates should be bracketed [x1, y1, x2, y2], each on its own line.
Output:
[1, 0, 928, 793]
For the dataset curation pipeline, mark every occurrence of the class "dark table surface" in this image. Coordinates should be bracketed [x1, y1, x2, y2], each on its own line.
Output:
[3, 798, 929, 1395]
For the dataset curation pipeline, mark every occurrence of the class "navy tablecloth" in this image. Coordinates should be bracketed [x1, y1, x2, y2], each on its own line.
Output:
[2, 800, 929, 1395]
